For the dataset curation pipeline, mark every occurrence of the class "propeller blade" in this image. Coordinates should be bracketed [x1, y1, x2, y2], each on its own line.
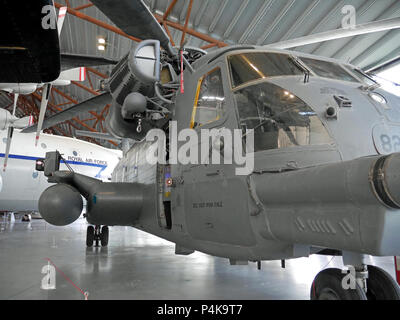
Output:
[22, 93, 112, 134]
[35, 84, 51, 146]
[91, 0, 174, 55]
[3, 93, 18, 172]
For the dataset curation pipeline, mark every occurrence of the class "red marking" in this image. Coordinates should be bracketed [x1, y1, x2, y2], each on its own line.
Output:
[80, 68, 86, 81]
[166, 178, 173, 187]
[395, 257, 400, 285]
[180, 50, 184, 94]
[45, 258, 87, 299]
[58, 7, 67, 18]
[312, 280, 316, 298]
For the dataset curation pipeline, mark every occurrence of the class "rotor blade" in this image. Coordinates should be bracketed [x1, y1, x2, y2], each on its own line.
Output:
[265, 17, 400, 49]
[60, 53, 118, 70]
[365, 55, 400, 74]
[35, 84, 51, 146]
[3, 127, 14, 172]
[3, 93, 19, 171]
[11, 93, 18, 116]
[21, 92, 112, 134]
[75, 130, 121, 143]
[90, 0, 174, 55]
[57, 7, 67, 36]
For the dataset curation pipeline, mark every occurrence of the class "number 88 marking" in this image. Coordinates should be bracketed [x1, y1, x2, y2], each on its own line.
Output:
[380, 135, 400, 153]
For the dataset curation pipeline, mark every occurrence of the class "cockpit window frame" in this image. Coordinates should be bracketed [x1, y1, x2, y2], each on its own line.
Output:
[189, 66, 229, 130]
[298, 56, 362, 84]
[225, 50, 368, 90]
[226, 50, 307, 90]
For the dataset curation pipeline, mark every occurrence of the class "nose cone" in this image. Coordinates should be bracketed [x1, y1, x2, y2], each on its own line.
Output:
[39, 184, 83, 226]
[372, 153, 400, 209]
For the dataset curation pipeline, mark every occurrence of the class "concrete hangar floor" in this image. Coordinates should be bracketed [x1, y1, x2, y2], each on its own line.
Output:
[0, 216, 395, 300]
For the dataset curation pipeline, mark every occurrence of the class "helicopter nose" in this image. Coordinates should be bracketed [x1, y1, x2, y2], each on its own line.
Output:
[371, 153, 400, 209]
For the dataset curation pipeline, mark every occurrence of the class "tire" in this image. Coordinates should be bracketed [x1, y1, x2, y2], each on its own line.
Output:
[100, 226, 109, 247]
[311, 268, 367, 300]
[366, 265, 400, 300]
[86, 226, 95, 247]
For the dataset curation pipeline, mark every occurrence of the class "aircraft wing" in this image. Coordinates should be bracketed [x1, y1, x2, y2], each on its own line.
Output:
[21, 93, 112, 133]
[90, 0, 174, 55]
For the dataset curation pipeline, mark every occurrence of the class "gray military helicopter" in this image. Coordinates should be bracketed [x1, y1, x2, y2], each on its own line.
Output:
[24, 0, 400, 300]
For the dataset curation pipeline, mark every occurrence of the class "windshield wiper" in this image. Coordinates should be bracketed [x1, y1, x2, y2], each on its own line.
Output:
[289, 56, 310, 83]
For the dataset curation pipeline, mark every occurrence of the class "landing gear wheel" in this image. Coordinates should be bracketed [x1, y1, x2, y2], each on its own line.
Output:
[86, 226, 95, 247]
[311, 268, 367, 300]
[366, 265, 400, 300]
[100, 226, 109, 247]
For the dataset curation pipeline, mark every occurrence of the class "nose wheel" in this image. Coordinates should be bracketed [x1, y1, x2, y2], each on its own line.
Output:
[86, 225, 109, 247]
[311, 268, 367, 300]
[365, 265, 400, 300]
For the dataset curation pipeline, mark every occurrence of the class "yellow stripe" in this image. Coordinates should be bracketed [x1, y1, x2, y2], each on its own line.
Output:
[190, 77, 203, 129]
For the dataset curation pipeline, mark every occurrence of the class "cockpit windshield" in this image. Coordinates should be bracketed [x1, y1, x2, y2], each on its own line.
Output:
[234, 82, 333, 152]
[299, 57, 359, 83]
[228, 52, 304, 88]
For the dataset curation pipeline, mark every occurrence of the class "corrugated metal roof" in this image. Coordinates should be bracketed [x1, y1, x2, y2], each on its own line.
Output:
[2, 0, 400, 148]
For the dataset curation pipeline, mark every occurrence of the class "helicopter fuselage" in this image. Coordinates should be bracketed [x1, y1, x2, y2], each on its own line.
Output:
[106, 47, 400, 262]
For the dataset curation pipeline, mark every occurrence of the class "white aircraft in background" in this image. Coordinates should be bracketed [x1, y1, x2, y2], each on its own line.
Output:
[0, 6, 123, 222]
[0, 125, 122, 218]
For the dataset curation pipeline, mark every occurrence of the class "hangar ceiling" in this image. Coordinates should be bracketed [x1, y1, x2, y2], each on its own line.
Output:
[1, 0, 400, 148]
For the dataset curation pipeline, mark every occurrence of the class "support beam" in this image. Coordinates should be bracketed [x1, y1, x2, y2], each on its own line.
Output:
[180, 0, 194, 47]
[201, 43, 218, 50]
[74, 3, 94, 11]
[163, 0, 178, 21]
[155, 14, 227, 48]
[86, 67, 108, 79]
[163, 23, 175, 47]
[71, 80, 100, 96]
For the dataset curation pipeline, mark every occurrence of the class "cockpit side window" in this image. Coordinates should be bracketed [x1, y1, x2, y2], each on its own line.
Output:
[190, 68, 225, 129]
[228, 52, 303, 88]
[300, 57, 359, 83]
[234, 82, 333, 152]
[346, 66, 378, 86]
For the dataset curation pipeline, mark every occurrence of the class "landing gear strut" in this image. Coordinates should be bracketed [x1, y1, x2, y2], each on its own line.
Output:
[86, 225, 109, 247]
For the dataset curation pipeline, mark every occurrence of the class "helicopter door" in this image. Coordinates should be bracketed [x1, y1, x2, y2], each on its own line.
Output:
[181, 67, 256, 246]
